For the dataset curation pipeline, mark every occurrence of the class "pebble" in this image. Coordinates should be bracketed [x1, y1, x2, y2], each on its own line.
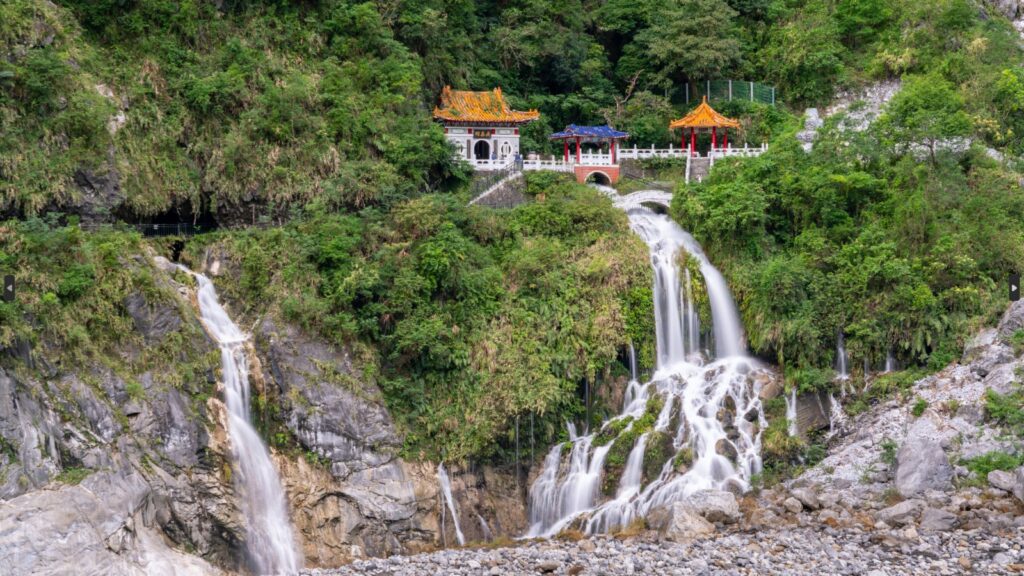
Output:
[300, 525, 1024, 576]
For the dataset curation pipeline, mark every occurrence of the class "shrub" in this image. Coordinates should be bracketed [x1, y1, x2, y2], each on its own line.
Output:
[962, 451, 1024, 477]
[880, 439, 898, 467]
[911, 397, 928, 418]
[56, 264, 95, 302]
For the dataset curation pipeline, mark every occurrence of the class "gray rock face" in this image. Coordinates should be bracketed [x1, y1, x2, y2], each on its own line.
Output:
[125, 291, 184, 344]
[0, 470, 221, 575]
[998, 300, 1024, 339]
[894, 424, 953, 498]
[647, 502, 715, 541]
[70, 167, 125, 224]
[257, 318, 401, 479]
[985, 0, 1024, 20]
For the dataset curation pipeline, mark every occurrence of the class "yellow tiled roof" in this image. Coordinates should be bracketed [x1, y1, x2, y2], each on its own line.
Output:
[433, 86, 540, 124]
[670, 96, 741, 129]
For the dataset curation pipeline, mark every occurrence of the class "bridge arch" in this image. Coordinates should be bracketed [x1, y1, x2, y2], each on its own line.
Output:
[584, 171, 612, 185]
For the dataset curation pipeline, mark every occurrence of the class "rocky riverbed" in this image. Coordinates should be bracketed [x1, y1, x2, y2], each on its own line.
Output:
[302, 523, 1024, 576]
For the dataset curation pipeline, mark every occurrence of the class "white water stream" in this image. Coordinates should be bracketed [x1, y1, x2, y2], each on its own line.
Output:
[185, 268, 300, 575]
[785, 387, 798, 438]
[437, 463, 466, 546]
[526, 191, 767, 536]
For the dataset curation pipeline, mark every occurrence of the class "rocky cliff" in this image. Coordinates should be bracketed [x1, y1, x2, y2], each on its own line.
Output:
[0, 249, 528, 574]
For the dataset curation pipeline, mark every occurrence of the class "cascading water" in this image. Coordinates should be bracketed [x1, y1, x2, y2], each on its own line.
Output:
[884, 349, 896, 373]
[785, 388, 798, 438]
[835, 332, 849, 381]
[185, 268, 300, 575]
[828, 393, 846, 437]
[526, 192, 768, 537]
[437, 463, 466, 546]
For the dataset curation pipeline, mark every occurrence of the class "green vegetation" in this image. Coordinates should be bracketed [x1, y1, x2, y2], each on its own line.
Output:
[184, 177, 650, 462]
[55, 467, 91, 485]
[962, 451, 1024, 477]
[670, 1, 1024, 377]
[984, 387, 1024, 435]
[911, 397, 928, 417]
[880, 439, 898, 467]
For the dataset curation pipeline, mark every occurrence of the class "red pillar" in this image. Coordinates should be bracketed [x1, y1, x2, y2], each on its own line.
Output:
[712, 127, 717, 150]
[576, 137, 581, 163]
[690, 129, 696, 157]
[611, 140, 617, 164]
[564, 140, 569, 162]
[723, 130, 728, 149]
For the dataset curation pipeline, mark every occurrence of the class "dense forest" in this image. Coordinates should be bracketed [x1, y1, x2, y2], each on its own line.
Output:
[4, 0, 1024, 462]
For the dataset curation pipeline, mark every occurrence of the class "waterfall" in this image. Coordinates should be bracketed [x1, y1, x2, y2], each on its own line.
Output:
[526, 197, 767, 537]
[185, 268, 300, 575]
[437, 463, 465, 546]
[828, 393, 846, 437]
[884, 348, 896, 372]
[785, 388, 798, 437]
[835, 332, 849, 380]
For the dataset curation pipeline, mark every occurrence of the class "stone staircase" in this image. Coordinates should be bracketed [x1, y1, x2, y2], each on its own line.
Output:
[687, 157, 711, 183]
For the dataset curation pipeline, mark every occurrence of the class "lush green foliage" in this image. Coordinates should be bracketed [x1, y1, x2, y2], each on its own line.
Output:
[8, 0, 1023, 219]
[0, 217, 219, 400]
[187, 179, 651, 462]
[673, 61, 1024, 373]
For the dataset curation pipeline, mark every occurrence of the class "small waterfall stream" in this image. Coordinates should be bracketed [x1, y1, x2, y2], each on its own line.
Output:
[526, 191, 767, 537]
[185, 268, 300, 575]
[437, 463, 465, 546]
[836, 332, 849, 380]
[785, 388, 798, 438]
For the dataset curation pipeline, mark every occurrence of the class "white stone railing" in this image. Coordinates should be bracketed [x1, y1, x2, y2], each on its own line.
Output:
[468, 143, 769, 176]
[468, 158, 516, 171]
[521, 158, 574, 172]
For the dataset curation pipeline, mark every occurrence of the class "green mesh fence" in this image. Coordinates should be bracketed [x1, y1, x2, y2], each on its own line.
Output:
[684, 80, 777, 106]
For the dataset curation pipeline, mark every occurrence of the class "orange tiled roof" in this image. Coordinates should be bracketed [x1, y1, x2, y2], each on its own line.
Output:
[433, 86, 540, 125]
[669, 96, 741, 130]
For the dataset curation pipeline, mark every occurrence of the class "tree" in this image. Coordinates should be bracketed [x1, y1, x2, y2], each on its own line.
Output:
[880, 75, 971, 164]
[759, 6, 843, 105]
[638, 0, 742, 87]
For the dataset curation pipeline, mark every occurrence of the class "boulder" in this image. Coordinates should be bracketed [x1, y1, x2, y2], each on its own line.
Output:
[783, 497, 803, 514]
[895, 432, 953, 498]
[876, 499, 924, 526]
[791, 487, 820, 510]
[997, 300, 1024, 340]
[794, 391, 831, 436]
[647, 502, 716, 541]
[919, 508, 959, 532]
[681, 489, 741, 524]
[988, 469, 1018, 493]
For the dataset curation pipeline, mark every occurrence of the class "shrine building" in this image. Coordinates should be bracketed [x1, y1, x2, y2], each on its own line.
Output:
[669, 96, 741, 155]
[433, 86, 540, 170]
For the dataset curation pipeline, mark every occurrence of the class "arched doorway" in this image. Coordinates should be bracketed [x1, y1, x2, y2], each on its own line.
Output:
[585, 171, 611, 185]
[474, 140, 490, 161]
